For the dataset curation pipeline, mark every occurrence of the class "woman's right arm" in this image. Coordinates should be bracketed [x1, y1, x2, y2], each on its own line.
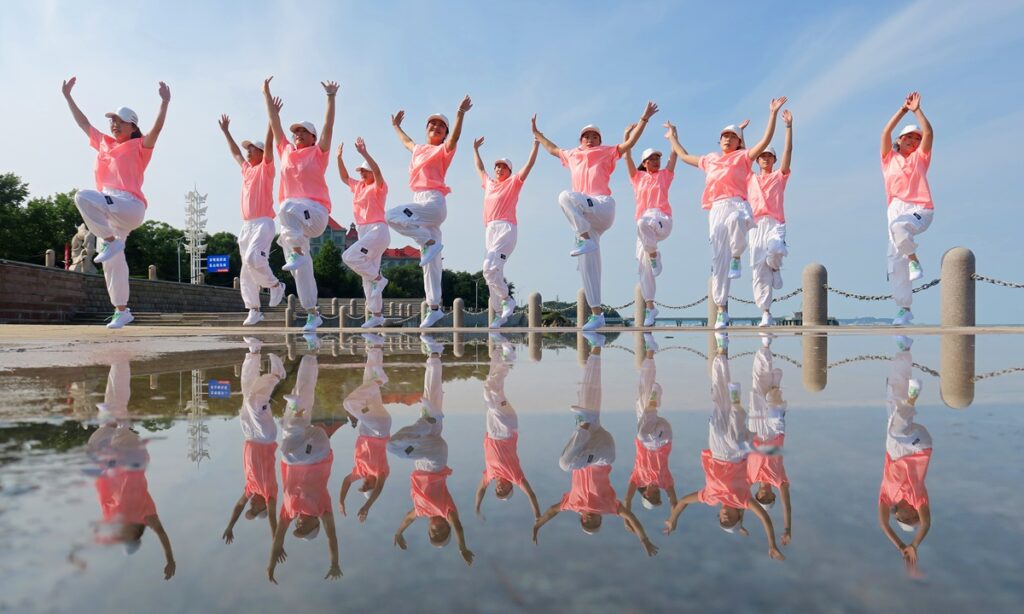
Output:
[472, 137, 489, 184]
[61, 77, 93, 136]
[531, 114, 562, 158]
[663, 121, 700, 167]
[391, 110, 416, 152]
[881, 97, 909, 159]
[263, 76, 287, 146]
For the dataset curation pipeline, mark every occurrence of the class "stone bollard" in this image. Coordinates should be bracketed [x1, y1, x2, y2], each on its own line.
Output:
[453, 298, 465, 328]
[453, 333, 465, 357]
[635, 285, 646, 329]
[940, 334, 975, 409]
[284, 294, 296, 328]
[576, 288, 589, 328]
[45, 249, 55, 267]
[286, 335, 296, 361]
[349, 298, 358, 319]
[634, 332, 645, 369]
[234, 364, 241, 377]
[197, 272, 205, 285]
[421, 301, 429, 323]
[802, 264, 828, 326]
[149, 265, 158, 281]
[707, 277, 717, 328]
[488, 304, 495, 327]
[149, 374, 159, 390]
[801, 333, 828, 392]
[528, 332, 542, 362]
[331, 298, 339, 317]
[528, 292, 542, 328]
[940, 247, 975, 327]
[576, 332, 589, 366]
[232, 276, 240, 290]
[339, 305, 348, 330]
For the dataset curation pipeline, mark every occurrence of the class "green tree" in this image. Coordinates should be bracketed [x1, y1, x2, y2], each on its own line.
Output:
[205, 231, 241, 287]
[313, 239, 343, 296]
[0, 173, 80, 265]
[380, 264, 425, 299]
[125, 221, 185, 280]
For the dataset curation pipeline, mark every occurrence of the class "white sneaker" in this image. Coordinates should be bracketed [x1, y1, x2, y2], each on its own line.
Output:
[243, 309, 264, 326]
[643, 332, 659, 353]
[570, 405, 600, 426]
[908, 378, 922, 400]
[420, 243, 443, 266]
[715, 332, 729, 352]
[489, 315, 507, 329]
[268, 353, 286, 379]
[243, 336, 262, 353]
[371, 276, 389, 298]
[570, 237, 597, 257]
[361, 315, 386, 329]
[420, 308, 445, 328]
[643, 306, 658, 327]
[728, 382, 741, 404]
[908, 260, 923, 281]
[500, 297, 516, 319]
[106, 308, 134, 329]
[94, 238, 125, 264]
[303, 333, 321, 351]
[650, 254, 662, 277]
[758, 312, 774, 327]
[419, 334, 443, 355]
[302, 312, 323, 332]
[892, 308, 914, 326]
[269, 282, 286, 307]
[582, 332, 606, 348]
[760, 333, 774, 348]
[282, 252, 309, 272]
[771, 269, 783, 290]
[582, 313, 605, 331]
[895, 335, 914, 352]
[727, 257, 741, 279]
[714, 310, 730, 330]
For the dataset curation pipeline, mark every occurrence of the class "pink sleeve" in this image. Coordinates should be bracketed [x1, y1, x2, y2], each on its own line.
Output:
[276, 138, 289, 158]
[558, 149, 572, 168]
[881, 150, 894, 166]
[347, 178, 360, 193]
[697, 154, 709, 171]
[915, 149, 931, 167]
[480, 176, 489, 190]
[88, 127, 106, 151]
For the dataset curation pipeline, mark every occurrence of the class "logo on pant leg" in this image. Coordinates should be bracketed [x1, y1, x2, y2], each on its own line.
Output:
[304, 210, 311, 220]
[260, 251, 266, 257]
[404, 208, 414, 217]
[104, 195, 114, 205]
[500, 254, 506, 260]
[586, 198, 594, 207]
[360, 248, 368, 254]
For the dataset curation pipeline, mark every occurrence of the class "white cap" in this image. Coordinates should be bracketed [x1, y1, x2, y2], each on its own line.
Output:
[720, 124, 744, 141]
[105, 106, 139, 125]
[123, 539, 142, 555]
[289, 121, 318, 138]
[356, 161, 372, 173]
[720, 520, 745, 534]
[759, 146, 777, 159]
[297, 523, 321, 541]
[641, 497, 656, 510]
[426, 113, 450, 129]
[579, 124, 601, 139]
[759, 498, 776, 510]
[899, 124, 923, 138]
[241, 140, 265, 151]
[639, 148, 662, 164]
[494, 158, 512, 170]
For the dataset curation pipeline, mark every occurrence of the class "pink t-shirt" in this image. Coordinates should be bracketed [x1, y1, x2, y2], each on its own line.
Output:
[746, 435, 788, 488]
[629, 439, 674, 488]
[559, 465, 619, 515]
[483, 433, 526, 485]
[409, 143, 456, 195]
[482, 175, 524, 225]
[96, 470, 157, 525]
[347, 178, 388, 226]
[240, 160, 276, 221]
[352, 435, 390, 480]
[748, 170, 789, 223]
[697, 449, 750, 509]
[630, 170, 674, 220]
[280, 452, 333, 523]
[411, 467, 456, 518]
[277, 141, 331, 212]
[879, 449, 931, 510]
[697, 149, 752, 209]
[882, 149, 933, 209]
[88, 127, 153, 207]
[559, 145, 620, 196]
[243, 440, 279, 500]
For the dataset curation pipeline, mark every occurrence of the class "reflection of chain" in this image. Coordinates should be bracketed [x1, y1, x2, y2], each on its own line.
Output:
[971, 366, 1024, 382]
[971, 274, 1024, 289]
[771, 352, 803, 368]
[604, 343, 635, 355]
[658, 345, 710, 360]
[825, 279, 940, 301]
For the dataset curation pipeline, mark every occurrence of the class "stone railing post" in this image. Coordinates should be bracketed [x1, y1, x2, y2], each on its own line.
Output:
[528, 292, 542, 328]
[802, 264, 828, 326]
[707, 277, 716, 328]
[45, 249, 55, 267]
[453, 298, 465, 328]
[940, 247, 975, 327]
[232, 276, 239, 289]
[576, 288, 588, 328]
[284, 294, 296, 328]
[149, 265, 158, 281]
[634, 284, 645, 328]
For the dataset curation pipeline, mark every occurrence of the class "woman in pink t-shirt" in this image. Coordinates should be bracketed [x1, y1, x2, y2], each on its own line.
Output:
[339, 339, 392, 521]
[532, 104, 657, 331]
[62, 77, 170, 329]
[880, 92, 935, 326]
[746, 343, 792, 546]
[472, 135, 540, 328]
[748, 109, 793, 327]
[624, 348, 677, 514]
[386, 97, 473, 329]
[218, 113, 286, 326]
[338, 138, 391, 328]
[664, 97, 787, 329]
[263, 76, 339, 333]
[623, 123, 678, 327]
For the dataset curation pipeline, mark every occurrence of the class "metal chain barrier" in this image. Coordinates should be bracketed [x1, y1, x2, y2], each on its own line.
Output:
[971, 274, 1024, 289]
[971, 366, 1024, 382]
[654, 296, 708, 310]
[771, 288, 804, 303]
[599, 300, 635, 311]
[825, 279, 940, 301]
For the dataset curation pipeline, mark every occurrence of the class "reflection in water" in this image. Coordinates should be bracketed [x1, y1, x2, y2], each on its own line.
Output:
[88, 358, 176, 580]
[747, 337, 792, 546]
[665, 333, 785, 561]
[879, 336, 932, 578]
[389, 337, 474, 566]
[625, 333, 678, 514]
[534, 334, 659, 557]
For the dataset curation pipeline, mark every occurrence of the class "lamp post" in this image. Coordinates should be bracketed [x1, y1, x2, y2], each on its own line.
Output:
[175, 236, 187, 283]
[473, 278, 480, 312]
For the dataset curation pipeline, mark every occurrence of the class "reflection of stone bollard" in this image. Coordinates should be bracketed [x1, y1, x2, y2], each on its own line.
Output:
[149, 265, 158, 281]
[576, 332, 589, 365]
[940, 247, 975, 327]
[232, 276, 240, 289]
[634, 332, 645, 369]
[331, 298, 339, 317]
[577, 288, 588, 328]
[453, 298, 465, 328]
[149, 374, 159, 390]
[801, 333, 828, 392]
[528, 292, 542, 328]
[802, 264, 828, 326]
[453, 333, 464, 357]
[488, 305, 495, 327]
[421, 301, 429, 323]
[635, 285, 645, 329]
[332, 338, 340, 357]
[528, 332, 542, 362]
[45, 249, 55, 267]
[285, 295, 296, 328]
[234, 364, 241, 377]
[339, 305, 348, 330]
[707, 277, 716, 328]
[940, 334, 975, 409]
[349, 299, 358, 319]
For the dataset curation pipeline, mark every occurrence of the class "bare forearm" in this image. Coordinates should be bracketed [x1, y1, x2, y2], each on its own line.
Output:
[519, 141, 540, 180]
[320, 96, 336, 152]
[781, 124, 793, 173]
[64, 95, 92, 133]
[393, 124, 415, 149]
[534, 131, 560, 157]
[264, 123, 275, 163]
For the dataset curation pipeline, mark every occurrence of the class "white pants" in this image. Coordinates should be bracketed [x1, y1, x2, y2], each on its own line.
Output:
[636, 209, 673, 302]
[885, 351, 932, 459]
[485, 356, 517, 439]
[748, 347, 785, 441]
[482, 221, 518, 311]
[343, 222, 391, 315]
[635, 358, 671, 449]
[708, 197, 755, 308]
[887, 199, 934, 309]
[240, 352, 282, 443]
[559, 424, 615, 471]
[387, 409, 447, 472]
[238, 217, 281, 310]
[386, 190, 447, 306]
[708, 354, 754, 462]
[100, 358, 132, 421]
[559, 191, 615, 307]
[749, 216, 788, 311]
[74, 189, 146, 307]
[277, 198, 329, 311]
[281, 355, 319, 432]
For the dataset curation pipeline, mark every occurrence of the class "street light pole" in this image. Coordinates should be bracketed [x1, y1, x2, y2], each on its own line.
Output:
[473, 279, 480, 312]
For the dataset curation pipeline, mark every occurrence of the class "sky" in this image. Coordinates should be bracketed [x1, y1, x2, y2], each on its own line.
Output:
[2, 0, 1023, 324]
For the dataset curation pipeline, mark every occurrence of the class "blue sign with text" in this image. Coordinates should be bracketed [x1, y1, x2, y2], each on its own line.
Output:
[207, 254, 230, 273]
[208, 380, 231, 399]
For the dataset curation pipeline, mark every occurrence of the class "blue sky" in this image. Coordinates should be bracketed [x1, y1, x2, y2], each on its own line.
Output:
[2, 0, 1022, 323]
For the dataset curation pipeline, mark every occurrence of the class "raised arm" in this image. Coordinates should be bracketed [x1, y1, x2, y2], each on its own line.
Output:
[618, 504, 659, 557]
[663, 122, 700, 167]
[263, 119, 276, 164]
[354, 137, 385, 186]
[748, 499, 784, 560]
[532, 502, 562, 543]
[617, 102, 659, 155]
[910, 503, 931, 549]
[472, 137, 489, 184]
[880, 99, 909, 159]
[142, 82, 171, 149]
[263, 77, 287, 146]
[218, 115, 245, 167]
[322, 511, 342, 580]
[531, 114, 561, 158]
[518, 138, 540, 182]
[663, 490, 701, 534]
[780, 110, 793, 175]
[391, 110, 415, 152]
[622, 123, 638, 178]
[624, 481, 638, 511]
[223, 493, 249, 543]
[318, 81, 339, 153]
[446, 95, 473, 151]
[747, 97, 787, 161]
[393, 509, 416, 549]
[520, 479, 542, 519]
[905, 92, 933, 154]
[267, 515, 291, 584]
[268, 496, 279, 537]
[61, 77, 93, 136]
[358, 476, 387, 522]
[338, 472, 354, 515]
[449, 509, 474, 566]
[146, 515, 176, 580]
[780, 482, 792, 545]
[474, 474, 489, 517]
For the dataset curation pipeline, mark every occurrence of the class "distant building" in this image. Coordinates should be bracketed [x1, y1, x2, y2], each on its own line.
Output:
[310, 218, 357, 259]
[381, 245, 421, 269]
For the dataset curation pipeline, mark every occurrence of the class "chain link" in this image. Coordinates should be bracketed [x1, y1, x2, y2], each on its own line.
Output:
[772, 287, 804, 303]
[599, 300, 635, 311]
[654, 296, 708, 310]
[971, 273, 1024, 289]
[825, 278, 940, 301]
[971, 366, 1024, 382]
